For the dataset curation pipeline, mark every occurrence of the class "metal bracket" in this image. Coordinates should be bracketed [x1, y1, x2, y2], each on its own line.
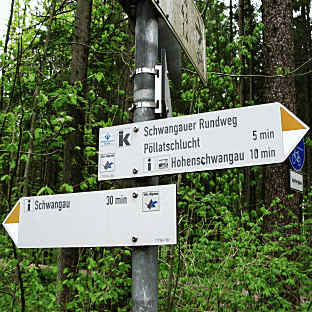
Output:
[162, 49, 173, 117]
[131, 52, 172, 115]
[154, 50, 172, 116]
[154, 65, 162, 114]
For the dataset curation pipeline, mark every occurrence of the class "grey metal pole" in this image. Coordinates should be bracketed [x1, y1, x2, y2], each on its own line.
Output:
[132, 1, 159, 311]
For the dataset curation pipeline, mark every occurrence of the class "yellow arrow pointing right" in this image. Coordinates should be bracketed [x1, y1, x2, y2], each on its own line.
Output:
[280, 107, 306, 131]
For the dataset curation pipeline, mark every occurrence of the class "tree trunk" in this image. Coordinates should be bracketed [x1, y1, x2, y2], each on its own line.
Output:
[238, 0, 245, 107]
[23, 0, 57, 197]
[0, 0, 15, 112]
[263, 0, 300, 225]
[262, 0, 300, 306]
[56, 0, 93, 310]
[296, 3, 312, 188]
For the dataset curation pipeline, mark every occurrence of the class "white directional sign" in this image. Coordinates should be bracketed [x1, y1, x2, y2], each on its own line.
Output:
[98, 103, 309, 181]
[3, 185, 176, 248]
[151, 0, 206, 83]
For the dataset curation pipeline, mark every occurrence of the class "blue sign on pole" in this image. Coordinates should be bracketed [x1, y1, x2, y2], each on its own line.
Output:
[289, 139, 305, 171]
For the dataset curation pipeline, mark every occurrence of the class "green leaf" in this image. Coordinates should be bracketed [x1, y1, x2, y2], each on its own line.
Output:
[276, 67, 283, 75]
[60, 183, 74, 193]
[95, 72, 104, 82]
[0, 175, 9, 182]
[37, 186, 55, 195]
[34, 128, 42, 140]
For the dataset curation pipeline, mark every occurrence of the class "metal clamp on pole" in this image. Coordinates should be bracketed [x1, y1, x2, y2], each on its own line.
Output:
[135, 67, 157, 75]
[129, 101, 157, 112]
[130, 67, 157, 79]
[135, 101, 157, 108]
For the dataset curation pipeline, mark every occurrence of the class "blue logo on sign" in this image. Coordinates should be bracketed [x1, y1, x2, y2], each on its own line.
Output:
[101, 133, 114, 146]
[289, 139, 305, 171]
[104, 161, 113, 170]
[146, 199, 158, 209]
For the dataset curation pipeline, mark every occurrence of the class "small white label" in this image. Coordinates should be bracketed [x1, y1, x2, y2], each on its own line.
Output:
[142, 191, 160, 212]
[290, 170, 303, 192]
[100, 153, 115, 173]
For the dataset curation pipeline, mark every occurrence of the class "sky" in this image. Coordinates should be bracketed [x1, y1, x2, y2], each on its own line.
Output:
[0, 1, 11, 39]
[0, 0, 306, 41]
[0, 0, 250, 40]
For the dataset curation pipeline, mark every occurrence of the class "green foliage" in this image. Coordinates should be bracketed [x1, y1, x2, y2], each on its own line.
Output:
[158, 181, 312, 311]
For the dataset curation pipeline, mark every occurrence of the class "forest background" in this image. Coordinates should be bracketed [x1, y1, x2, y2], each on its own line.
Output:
[0, 0, 312, 311]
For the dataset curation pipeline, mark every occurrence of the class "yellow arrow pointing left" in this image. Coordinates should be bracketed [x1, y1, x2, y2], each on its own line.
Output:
[4, 202, 20, 224]
[2, 201, 20, 245]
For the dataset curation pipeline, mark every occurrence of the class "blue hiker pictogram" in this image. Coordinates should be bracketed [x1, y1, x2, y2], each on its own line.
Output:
[104, 161, 113, 170]
[146, 199, 158, 209]
[291, 150, 301, 165]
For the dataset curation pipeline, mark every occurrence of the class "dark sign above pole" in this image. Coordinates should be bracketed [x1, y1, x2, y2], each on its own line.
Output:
[118, 0, 182, 86]
[151, 0, 207, 83]
[118, 0, 139, 19]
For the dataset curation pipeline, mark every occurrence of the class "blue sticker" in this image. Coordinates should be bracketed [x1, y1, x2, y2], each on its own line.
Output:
[289, 139, 305, 171]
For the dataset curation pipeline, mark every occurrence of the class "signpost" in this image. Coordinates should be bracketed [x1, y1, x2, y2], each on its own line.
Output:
[2, 185, 176, 248]
[98, 102, 309, 181]
[151, 0, 206, 83]
[131, 2, 160, 310]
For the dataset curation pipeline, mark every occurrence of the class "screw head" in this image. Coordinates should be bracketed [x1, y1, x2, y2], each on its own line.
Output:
[132, 236, 138, 243]
[133, 127, 139, 133]
[133, 168, 138, 174]
[132, 192, 138, 199]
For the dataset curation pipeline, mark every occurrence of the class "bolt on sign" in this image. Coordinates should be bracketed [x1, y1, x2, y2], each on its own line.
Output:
[151, 0, 207, 83]
[3, 185, 176, 248]
[98, 103, 309, 181]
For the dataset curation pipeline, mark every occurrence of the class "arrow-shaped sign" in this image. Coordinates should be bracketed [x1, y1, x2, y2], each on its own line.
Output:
[98, 102, 309, 181]
[3, 185, 176, 248]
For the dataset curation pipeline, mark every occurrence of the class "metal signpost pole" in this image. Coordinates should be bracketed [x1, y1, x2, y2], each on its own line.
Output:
[132, 1, 159, 311]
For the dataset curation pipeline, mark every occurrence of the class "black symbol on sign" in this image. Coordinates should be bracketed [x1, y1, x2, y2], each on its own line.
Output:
[27, 200, 31, 211]
[147, 158, 152, 171]
[119, 131, 130, 147]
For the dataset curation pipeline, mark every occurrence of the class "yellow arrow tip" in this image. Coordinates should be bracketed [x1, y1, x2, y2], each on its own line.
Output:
[5, 202, 20, 224]
[280, 107, 305, 131]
